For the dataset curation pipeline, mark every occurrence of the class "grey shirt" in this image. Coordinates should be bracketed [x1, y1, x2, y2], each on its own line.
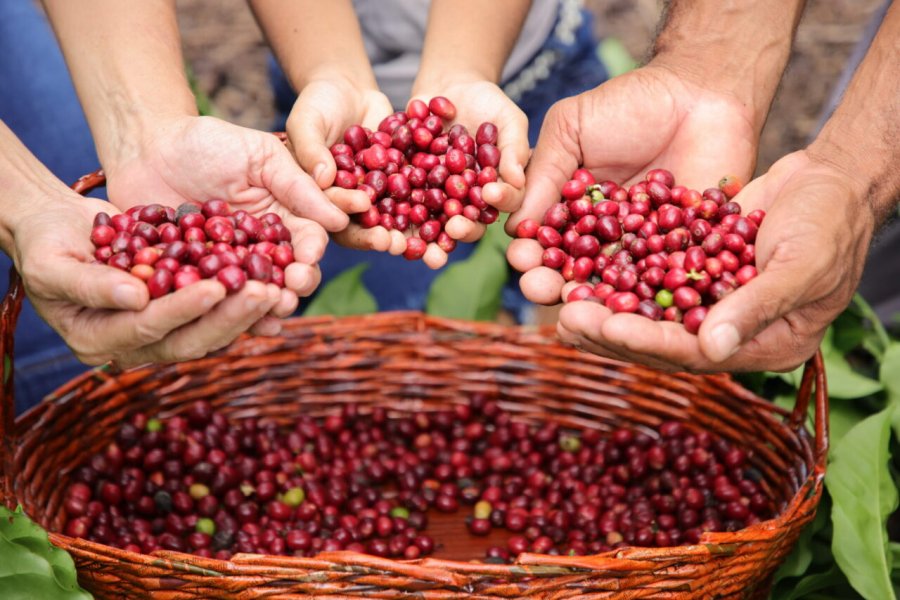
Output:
[353, 0, 560, 108]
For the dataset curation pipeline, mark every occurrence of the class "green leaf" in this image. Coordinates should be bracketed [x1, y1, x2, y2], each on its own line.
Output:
[881, 343, 900, 404]
[826, 407, 898, 600]
[0, 506, 92, 600]
[829, 402, 872, 447]
[597, 38, 638, 77]
[773, 566, 860, 600]
[302, 264, 377, 317]
[851, 294, 890, 359]
[426, 222, 509, 321]
[817, 329, 883, 399]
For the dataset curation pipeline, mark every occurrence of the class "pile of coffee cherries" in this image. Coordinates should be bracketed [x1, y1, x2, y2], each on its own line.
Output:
[61, 395, 772, 562]
[90, 200, 296, 298]
[515, 169, 764, 333]
[332, 97, 502, 260]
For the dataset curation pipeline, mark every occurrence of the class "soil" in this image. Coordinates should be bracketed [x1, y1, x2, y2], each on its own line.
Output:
[176, 0, 888, 173]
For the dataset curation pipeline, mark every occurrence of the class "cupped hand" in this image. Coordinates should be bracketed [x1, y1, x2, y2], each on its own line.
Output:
[285, 76, 401, 255]
[103, 115, 342, 316]
[11, 193, 287, 367]
[410, 77, 530, 269]
[507, 64, 758, 305]
[555, 151, 876, 372]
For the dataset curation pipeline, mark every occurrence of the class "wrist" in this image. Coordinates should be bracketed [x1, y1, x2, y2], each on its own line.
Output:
[650, 1, 803, 133]
[807, 133, 900, 226]
[294, 64, 379, 95]
[411, 69, 490, 98]
[98, 109, 196, 178]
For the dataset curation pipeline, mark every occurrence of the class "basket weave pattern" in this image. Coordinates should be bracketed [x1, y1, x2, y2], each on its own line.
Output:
[0, 171, 828, 599]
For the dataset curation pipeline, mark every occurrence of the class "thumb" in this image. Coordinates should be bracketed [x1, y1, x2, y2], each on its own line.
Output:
[286, 105, 337, 189]
[263, 141, 349, 232]
[699, 262, 810, 362]
[506, 101, 581, 235]
[38, 258, 149, 311]
[496, 108, 530, 190]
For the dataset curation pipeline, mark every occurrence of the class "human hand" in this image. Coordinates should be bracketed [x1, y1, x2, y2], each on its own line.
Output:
[285, 76, 401, 255]
[11, 192, 288, 367]
[410, 76, 530, 269]
[103, 115, 343, 320]
[507, 64, 758, 305]
[553, 151, 876, 372]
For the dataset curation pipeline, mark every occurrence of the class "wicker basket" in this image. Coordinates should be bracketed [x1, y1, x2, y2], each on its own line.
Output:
[0, 171, 828, 599]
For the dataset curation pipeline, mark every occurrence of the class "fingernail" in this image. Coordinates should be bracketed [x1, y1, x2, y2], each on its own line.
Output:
[113, 284, 142, 309]
[313, 163, 326, 184]
[708, 323, 741, 362]
[201, 295, 217, 310]
[246, 297, 263, 311]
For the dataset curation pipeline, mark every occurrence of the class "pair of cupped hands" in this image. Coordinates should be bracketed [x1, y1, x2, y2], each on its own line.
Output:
[17, 69, 871, 373]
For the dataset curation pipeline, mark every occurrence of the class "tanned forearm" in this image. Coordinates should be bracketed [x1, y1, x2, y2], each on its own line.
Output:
[651, 0, 807, 134]
[41, 1, 197, 171]
[807, 1, 900, 224]
[414, 0, 532, 89]
[248, 0, 377, 91]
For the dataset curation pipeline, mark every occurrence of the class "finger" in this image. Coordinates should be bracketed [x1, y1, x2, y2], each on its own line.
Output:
[75, 280, 227, 355]
[263, 141, 349, 232]
[126, 282, 280, 365]
[506, 238, 544, 272]
[271, 286, 300, 317]
[250, 315, 283, 337]
[483, 181, 525, 213]
[284, 262, 321, 298]
[496, 109, 529, 189]
[519, 267, 565, 305]
[286, 106, 337, 189]
[444, 216, 485, 242]
[507, 100, 581, 234]
[324, 187, 372, 215]
[557, 317, 679, 372]
[332, 224, 393, 252]
[698, 262, 814, 363]
[560, 280, 582, 301]
[561, 303, 699, 371]
[387, 230, 407, 256]
[34, 258, 149, 311]
[422, 244, 448, 270]
[280, 216, 329, 265]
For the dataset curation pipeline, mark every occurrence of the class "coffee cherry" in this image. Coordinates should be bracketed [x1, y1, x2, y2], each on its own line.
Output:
[514, 168, 764, 334]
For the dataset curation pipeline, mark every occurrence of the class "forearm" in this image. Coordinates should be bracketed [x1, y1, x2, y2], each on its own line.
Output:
[651, 0, 806, 133]
[808, 2, 900, 224]
[414, 0, 532, 89]
[41, 0, 197, 169]
[249, 0, 376, 90]
[0, 123, 58, 256]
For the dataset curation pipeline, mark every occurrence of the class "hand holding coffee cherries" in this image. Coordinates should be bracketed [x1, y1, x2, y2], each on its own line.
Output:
[408, 78, 530, 259]
[284, 76, 399, 254]
[13, 193, 286, 368]
[102, 115, 343, 306]
[330, 96, 513, 269]
[555, 152, 875, 373]
[507, 65, 757, 246]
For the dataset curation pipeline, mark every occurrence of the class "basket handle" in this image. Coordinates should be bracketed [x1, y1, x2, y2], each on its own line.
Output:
[789, 351, 829, 469]
[0, 170, 108, 508]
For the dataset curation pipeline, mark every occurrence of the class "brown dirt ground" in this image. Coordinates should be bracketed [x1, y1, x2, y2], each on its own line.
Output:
[177, 0, 887, 173]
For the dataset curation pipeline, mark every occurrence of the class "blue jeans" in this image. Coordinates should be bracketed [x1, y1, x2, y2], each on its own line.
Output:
[269, 6, 609, 314]
[0, 0, 100, 414]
